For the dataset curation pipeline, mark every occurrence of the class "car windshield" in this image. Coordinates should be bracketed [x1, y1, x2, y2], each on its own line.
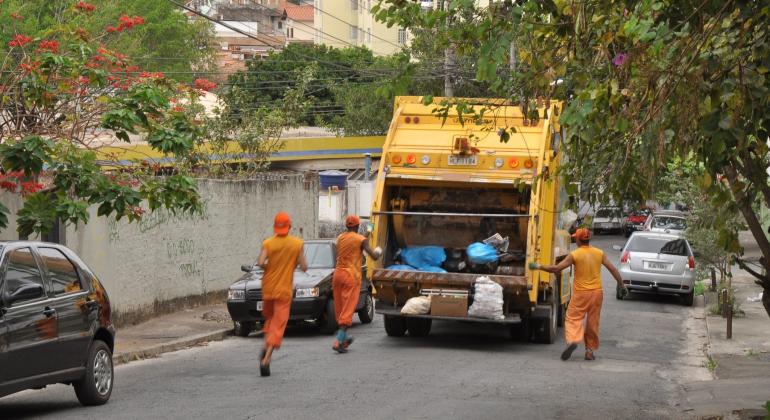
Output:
[632, 210, 650, 217]
[596, 209, 620, 218]
[652, 216, 686, 230]
[304, 243, 334, 268]
[628, 237, 690, 256]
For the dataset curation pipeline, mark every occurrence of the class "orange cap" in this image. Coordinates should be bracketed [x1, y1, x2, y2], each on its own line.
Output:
[345, 214, 360, 228]
[274, 212, 291, 235]
[571, 227, 591, 242]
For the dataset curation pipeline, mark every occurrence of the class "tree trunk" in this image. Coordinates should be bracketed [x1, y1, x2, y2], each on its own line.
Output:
[763, 287, 770, 318]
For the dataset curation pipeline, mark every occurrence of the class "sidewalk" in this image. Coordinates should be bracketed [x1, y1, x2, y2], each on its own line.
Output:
[683, 271, 770, 419]
[113, 303, 233, 365]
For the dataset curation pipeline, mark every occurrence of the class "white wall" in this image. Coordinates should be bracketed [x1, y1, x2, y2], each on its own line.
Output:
[0, 175, 319, 316]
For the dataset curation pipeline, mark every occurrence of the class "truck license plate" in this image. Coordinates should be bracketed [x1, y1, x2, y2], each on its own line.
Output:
[256, 301, 263, 311]
[448, 155, 477, 166]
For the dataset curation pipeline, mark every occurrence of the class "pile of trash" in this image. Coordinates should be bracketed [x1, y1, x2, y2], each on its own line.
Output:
[387, 233, 525, 276]
[467, 276, 505, 319]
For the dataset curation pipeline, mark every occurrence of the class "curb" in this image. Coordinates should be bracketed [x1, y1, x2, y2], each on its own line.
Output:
[113, 328, 232, 365]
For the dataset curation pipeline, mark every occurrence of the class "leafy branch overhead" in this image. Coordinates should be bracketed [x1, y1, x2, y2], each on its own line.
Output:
[0, 1, 211, 237]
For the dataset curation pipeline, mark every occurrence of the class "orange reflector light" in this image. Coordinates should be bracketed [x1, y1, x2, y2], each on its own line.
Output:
[405, 117, 412, 123]
[524, 159, 534, 169]
[508, 158, 520, 168]
[413, 117, 420, 124]
[392, 155, 402, 164]
[406, 154, 416, 164]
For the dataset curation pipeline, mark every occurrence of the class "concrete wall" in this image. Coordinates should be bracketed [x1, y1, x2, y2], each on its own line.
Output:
[0, 174, 319, 320]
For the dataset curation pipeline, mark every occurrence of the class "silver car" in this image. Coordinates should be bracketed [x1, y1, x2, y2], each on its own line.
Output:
[643, 210, 687, 236]
[615, 232, 696, 306]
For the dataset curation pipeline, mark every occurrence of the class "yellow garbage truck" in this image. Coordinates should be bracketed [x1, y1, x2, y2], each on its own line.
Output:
[368, 96, 572, 343]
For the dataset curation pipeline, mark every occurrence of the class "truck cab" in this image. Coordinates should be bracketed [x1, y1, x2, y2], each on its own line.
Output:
[368, 97, 571, 343]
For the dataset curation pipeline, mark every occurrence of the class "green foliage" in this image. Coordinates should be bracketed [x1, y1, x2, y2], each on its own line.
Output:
[694, 281, 706, 297]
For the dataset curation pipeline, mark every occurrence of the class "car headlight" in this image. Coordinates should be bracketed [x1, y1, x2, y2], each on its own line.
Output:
[228, 289, 246, 300]
[295, 287, 320, 298]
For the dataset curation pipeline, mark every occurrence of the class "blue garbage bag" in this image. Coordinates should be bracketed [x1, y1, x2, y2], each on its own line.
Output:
[400, 246, 447, 270]
[420, 265, 448, 273]
[387, 264, 417, 271]
[467, 242, 499, 264]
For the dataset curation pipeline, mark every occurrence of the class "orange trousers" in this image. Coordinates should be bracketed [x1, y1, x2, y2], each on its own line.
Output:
[565, 289, 604, 350]
[262, 299, 291, 348]
[333, 269, 360, 328]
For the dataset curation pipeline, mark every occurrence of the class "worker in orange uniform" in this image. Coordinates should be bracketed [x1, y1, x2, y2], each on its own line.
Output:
[530, 228, 628, 361]
[332, 215, 382, 353]
[256, 212, 308, 376]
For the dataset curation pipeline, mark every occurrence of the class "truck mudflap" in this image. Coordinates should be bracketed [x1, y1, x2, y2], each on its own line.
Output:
[371, 268, 530, 293]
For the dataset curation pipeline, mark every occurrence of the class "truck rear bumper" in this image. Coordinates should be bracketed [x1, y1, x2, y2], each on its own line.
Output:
[371, 269, 531, 292]
[375, 301, 523, 325]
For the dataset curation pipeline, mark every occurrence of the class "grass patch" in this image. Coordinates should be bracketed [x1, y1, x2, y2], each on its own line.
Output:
[704, 355, 717, 372]
[694, 281, 706, 296]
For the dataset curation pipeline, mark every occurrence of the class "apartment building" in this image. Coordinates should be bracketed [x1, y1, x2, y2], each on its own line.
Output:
[314, 0, 404, 56]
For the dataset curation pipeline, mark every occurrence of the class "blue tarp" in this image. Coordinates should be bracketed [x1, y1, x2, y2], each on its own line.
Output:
[467, 242, 499, 264]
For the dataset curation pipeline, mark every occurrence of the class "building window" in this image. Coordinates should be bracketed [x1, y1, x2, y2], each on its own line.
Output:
[349, 25, 358, 40]
[351, 0, 358, 10]
[398, 28, 407, 45]
[287, 27, 294, 38]
[278, 21, 283, 29]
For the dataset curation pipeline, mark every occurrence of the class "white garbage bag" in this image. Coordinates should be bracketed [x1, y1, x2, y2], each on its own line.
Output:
[401, 296, 431, 315]
[467, 276, 505, 320]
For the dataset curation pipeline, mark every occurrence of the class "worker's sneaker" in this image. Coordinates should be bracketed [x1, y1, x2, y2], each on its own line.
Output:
[584, 349, 595, 361]
[343, 336, 354, 348]
[259, 349, 270, 376]
[560, 343, 578, 361]
[332, 340, 348, 354]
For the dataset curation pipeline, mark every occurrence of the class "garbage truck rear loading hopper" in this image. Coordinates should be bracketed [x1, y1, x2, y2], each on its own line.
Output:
[368, 97, 572, 343]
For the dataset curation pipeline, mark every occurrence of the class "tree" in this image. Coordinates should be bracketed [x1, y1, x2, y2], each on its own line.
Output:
[374, 1, 770, 318]
[0, 0, 216, 82]
[0, 1, 207, 237]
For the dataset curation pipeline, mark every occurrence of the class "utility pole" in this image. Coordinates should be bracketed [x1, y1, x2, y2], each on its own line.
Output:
[442, 0, 454, 97]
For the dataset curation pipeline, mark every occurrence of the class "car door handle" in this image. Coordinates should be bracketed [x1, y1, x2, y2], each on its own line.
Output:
[42, 307, 56, 318]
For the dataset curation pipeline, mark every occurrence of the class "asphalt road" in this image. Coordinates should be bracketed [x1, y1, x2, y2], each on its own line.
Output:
[0, 235, 704, 420]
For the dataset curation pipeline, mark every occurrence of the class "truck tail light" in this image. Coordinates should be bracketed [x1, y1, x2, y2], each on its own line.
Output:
[391, 155, 402, 164]
[524, 159, 534, 169]
[413, 117, 420, 124]
[406, 154, 416, 164]
[688, 255, 695, 270]
[405, 117, 411, 123]
[508, 158, 519, 168]
[620, 250, 630, 264]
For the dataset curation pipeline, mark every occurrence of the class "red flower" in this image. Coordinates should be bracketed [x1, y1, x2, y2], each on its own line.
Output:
[37, 40, 59, 53]
[116, 15, 145, 31]
[75, 1, 96, 12]
[194, 78, 217, 91]
[20, 61, 41, 74]
[10, 13, 24, 21]
[0, 181, 17, 192]
[139, 71, 164, 79]
[8, 34, 33, 48]
[106, 25, 117, 33]
[78, 76, 90, 84]
[20, 181, 44, 195]
[172, 105, 185, 112]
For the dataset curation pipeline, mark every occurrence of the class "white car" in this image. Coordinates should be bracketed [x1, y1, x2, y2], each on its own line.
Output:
[644, 210, 687, 236]
[591, 207, 623, 234]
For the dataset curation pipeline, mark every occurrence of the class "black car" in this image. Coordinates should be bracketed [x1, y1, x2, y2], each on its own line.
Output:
[226, 239, 374, 336]
[0, 241, 115, 405]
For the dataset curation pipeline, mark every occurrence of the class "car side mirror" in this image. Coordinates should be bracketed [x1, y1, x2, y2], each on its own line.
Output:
[612, 245, 623, 251]
[241, 264, 255, 272]
[8, 283, 44, 305]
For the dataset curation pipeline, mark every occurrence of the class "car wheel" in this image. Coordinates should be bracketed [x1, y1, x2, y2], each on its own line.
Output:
[317, 298, 339, 335]
[406, 318, 432, 337]
[73, 340, 113, 406]
[233, 320, 254, 337]
[682, 291, 694, 307]
[357, 293, 375, 324]
[384, 314, 407, 337]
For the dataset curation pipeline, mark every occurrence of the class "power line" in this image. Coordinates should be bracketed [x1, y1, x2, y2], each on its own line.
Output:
[303, 2, 402, 50]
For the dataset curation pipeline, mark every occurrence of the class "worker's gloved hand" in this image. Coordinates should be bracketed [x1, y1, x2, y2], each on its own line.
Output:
[371, 247, 383, 260]
[619, 286, 630, 298]
[528, 262, 541, 270]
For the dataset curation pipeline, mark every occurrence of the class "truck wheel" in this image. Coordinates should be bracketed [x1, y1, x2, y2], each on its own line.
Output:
[510, 317, 531, 342]
[357, 293, 375, 324]
[557, 301, 567, 328]
[406, 318, 432, 337]
[531, 303, 557, 344]
[317, 299, 339, 335]
[682, 292, 694, 307]
[233, 321, 254, 337]
[384, 315, 407, 337]
[73, 340, 113, 406]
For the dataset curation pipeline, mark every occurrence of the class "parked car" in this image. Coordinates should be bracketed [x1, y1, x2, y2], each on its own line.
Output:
[226, 239, 374, 336]
[643, 210, 687, 236]
[591, 207, 624, 234]
[623, 208, 652, 237]
[614, 232, 696, 306]
[0, 241, 115, 405]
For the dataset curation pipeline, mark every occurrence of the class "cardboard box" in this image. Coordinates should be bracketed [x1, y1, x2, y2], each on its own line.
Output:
[430, 295, 468, 317]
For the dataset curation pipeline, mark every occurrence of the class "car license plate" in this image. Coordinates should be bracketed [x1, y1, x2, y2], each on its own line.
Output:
[645, 262, 669, 270]
[256, 301, 263, 311]
[448, 155, 477, 166]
